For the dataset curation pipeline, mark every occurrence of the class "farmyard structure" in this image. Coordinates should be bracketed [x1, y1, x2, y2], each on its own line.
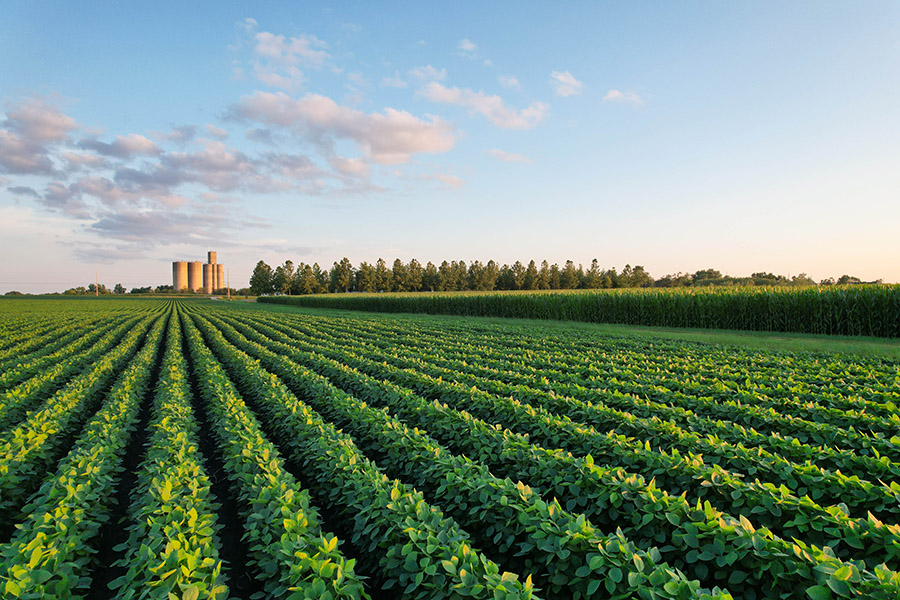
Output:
[173, 251, 224, 293]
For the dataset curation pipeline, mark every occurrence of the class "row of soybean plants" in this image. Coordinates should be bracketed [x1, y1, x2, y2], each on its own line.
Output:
[339, 312, 900, 421]
[0, 307, 168, 597]
[282, 313, 900, 507]
[197, 304, 900, 599]
[277, 309, 899, 440]
[183, 305, 727, 600]
[0, 303, 363, 599]
[0, 307, 164, 528]
[259, 283, 900, 337]
[224, 309, 900, 547]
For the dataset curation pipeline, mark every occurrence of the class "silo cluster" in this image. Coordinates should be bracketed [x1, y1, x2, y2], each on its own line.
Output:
[172, 250, 225, 294]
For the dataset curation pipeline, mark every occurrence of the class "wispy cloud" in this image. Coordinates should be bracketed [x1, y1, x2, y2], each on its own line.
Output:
[417, 82, 548, 129]
[239, 20, 332, 91]
[603, 89, 643, 105]
[498, 75, 521, 90]
[231, 91, 456, 164]
[458, 38, 477, 55]
[381, 72, 408, 88]
[205, 124, 228, 139]
[79, 134, 161, 158]
[485, 148, 532, 164]
[550, 71, 583, 97]
[0, 96, 78, 175]
[408, 65, 446, 82]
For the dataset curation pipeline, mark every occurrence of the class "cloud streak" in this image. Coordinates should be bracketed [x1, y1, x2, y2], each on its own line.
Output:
[603, 89, 643, 105]
[485, 148, 532, 164]
[417, 82, 548, 129]
[550, 71, 583, 97]
[231, 90, 456, 164]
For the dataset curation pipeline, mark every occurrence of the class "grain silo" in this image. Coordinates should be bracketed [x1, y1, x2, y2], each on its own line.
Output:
[188, 261, 203, 292]
[172, 261, 188, 292]
[202, 263, 213, 294]
[216, 264, 225, 292]
[208, 251, 217, 265]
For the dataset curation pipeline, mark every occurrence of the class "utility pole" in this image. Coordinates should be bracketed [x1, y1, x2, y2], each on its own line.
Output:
[95, 271, 99, 297]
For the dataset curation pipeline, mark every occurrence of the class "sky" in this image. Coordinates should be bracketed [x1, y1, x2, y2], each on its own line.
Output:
[1, 1, 899, 293]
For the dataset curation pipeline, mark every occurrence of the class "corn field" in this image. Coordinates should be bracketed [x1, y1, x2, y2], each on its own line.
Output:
[260, 285, 900, 338]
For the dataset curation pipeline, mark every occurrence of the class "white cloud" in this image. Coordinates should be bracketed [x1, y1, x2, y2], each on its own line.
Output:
[240, 22, 332, 91]
[79, 134, 161, 158]
[603, 89, 643, 105]
[408, 65, 446, 82]
[485, 148, 532, 164]
[62, 152, 109, 170]
[254, 31, 330, 69]
[328, 156, 370, 179]
[435, 173, 463, 189]
[205, 124, 229, 139]
[458, 38, 477, 53]
[150, 125, 196, 144]
[0, 97, 78, 175]
[0, 128, 56, 174]
[232, 91, 456, 164]
[381, 72, 408, 88]
[2, 96, 77, 142]
[417, 82, 548, 130]
[498, 75, 520, 89]
[550, 71, 583, 97]
[346, 72, 369, 89]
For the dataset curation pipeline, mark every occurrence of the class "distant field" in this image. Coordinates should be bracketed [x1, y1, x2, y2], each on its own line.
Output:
[1, 298, 899, 599]
[260, 284, 900, 338]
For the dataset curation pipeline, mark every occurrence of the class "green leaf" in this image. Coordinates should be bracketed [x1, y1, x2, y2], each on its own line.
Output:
[182, 585, 199, 600]
[806, 585, 832, 600]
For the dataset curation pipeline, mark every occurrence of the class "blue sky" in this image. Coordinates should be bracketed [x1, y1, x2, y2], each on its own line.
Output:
[2, 1, 898, 292]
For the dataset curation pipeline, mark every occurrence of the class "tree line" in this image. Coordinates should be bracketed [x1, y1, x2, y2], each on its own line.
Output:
[248, 258, 873, 296]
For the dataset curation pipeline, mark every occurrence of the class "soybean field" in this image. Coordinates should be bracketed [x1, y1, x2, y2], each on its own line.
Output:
[0, 298, 899, 600]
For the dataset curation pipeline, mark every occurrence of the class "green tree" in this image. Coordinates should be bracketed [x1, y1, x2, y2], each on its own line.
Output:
[536, 260, 551, 289]
[330, 258, 354, 293]
[523, 260, 538, 290]
[583, 259, 602, 289]
[294, 263, 317, 294]
[496, 264, 517, 290]
[437, 261, 453, 291]
[422, 261, 438, 291]
[559, 260, 578, 289]
[548, 263, 561, 289]
[114, 283, 126, 294]
[375, 258, 392, 292]
[273, 260, 295, 295]
[356, 262, 377, 292]
[407, 259, 424, 291]
[511, 261, 526, 289]
[837, 274, 862, 285]
[249, 261, 274, 295]
[392, 259, 409, 292]
[312, 263, 329, 293]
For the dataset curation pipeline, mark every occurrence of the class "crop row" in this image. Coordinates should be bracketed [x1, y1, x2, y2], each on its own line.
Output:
[189, 310, 723, 599]
[0, 312, 165, 597]
[214, 308, 900, 571]
[191, 308, 900, 599]
[246, 311, 900, 497]
[258, 283, 900, 337]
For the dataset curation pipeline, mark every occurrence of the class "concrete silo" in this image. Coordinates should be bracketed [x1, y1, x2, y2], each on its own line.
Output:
[208, 251, 217, 265]
[202, 263, 213, 294]
[172, 261, 188, 292]
[217, 264, 225, 292]
[188, 261, 203, 292]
